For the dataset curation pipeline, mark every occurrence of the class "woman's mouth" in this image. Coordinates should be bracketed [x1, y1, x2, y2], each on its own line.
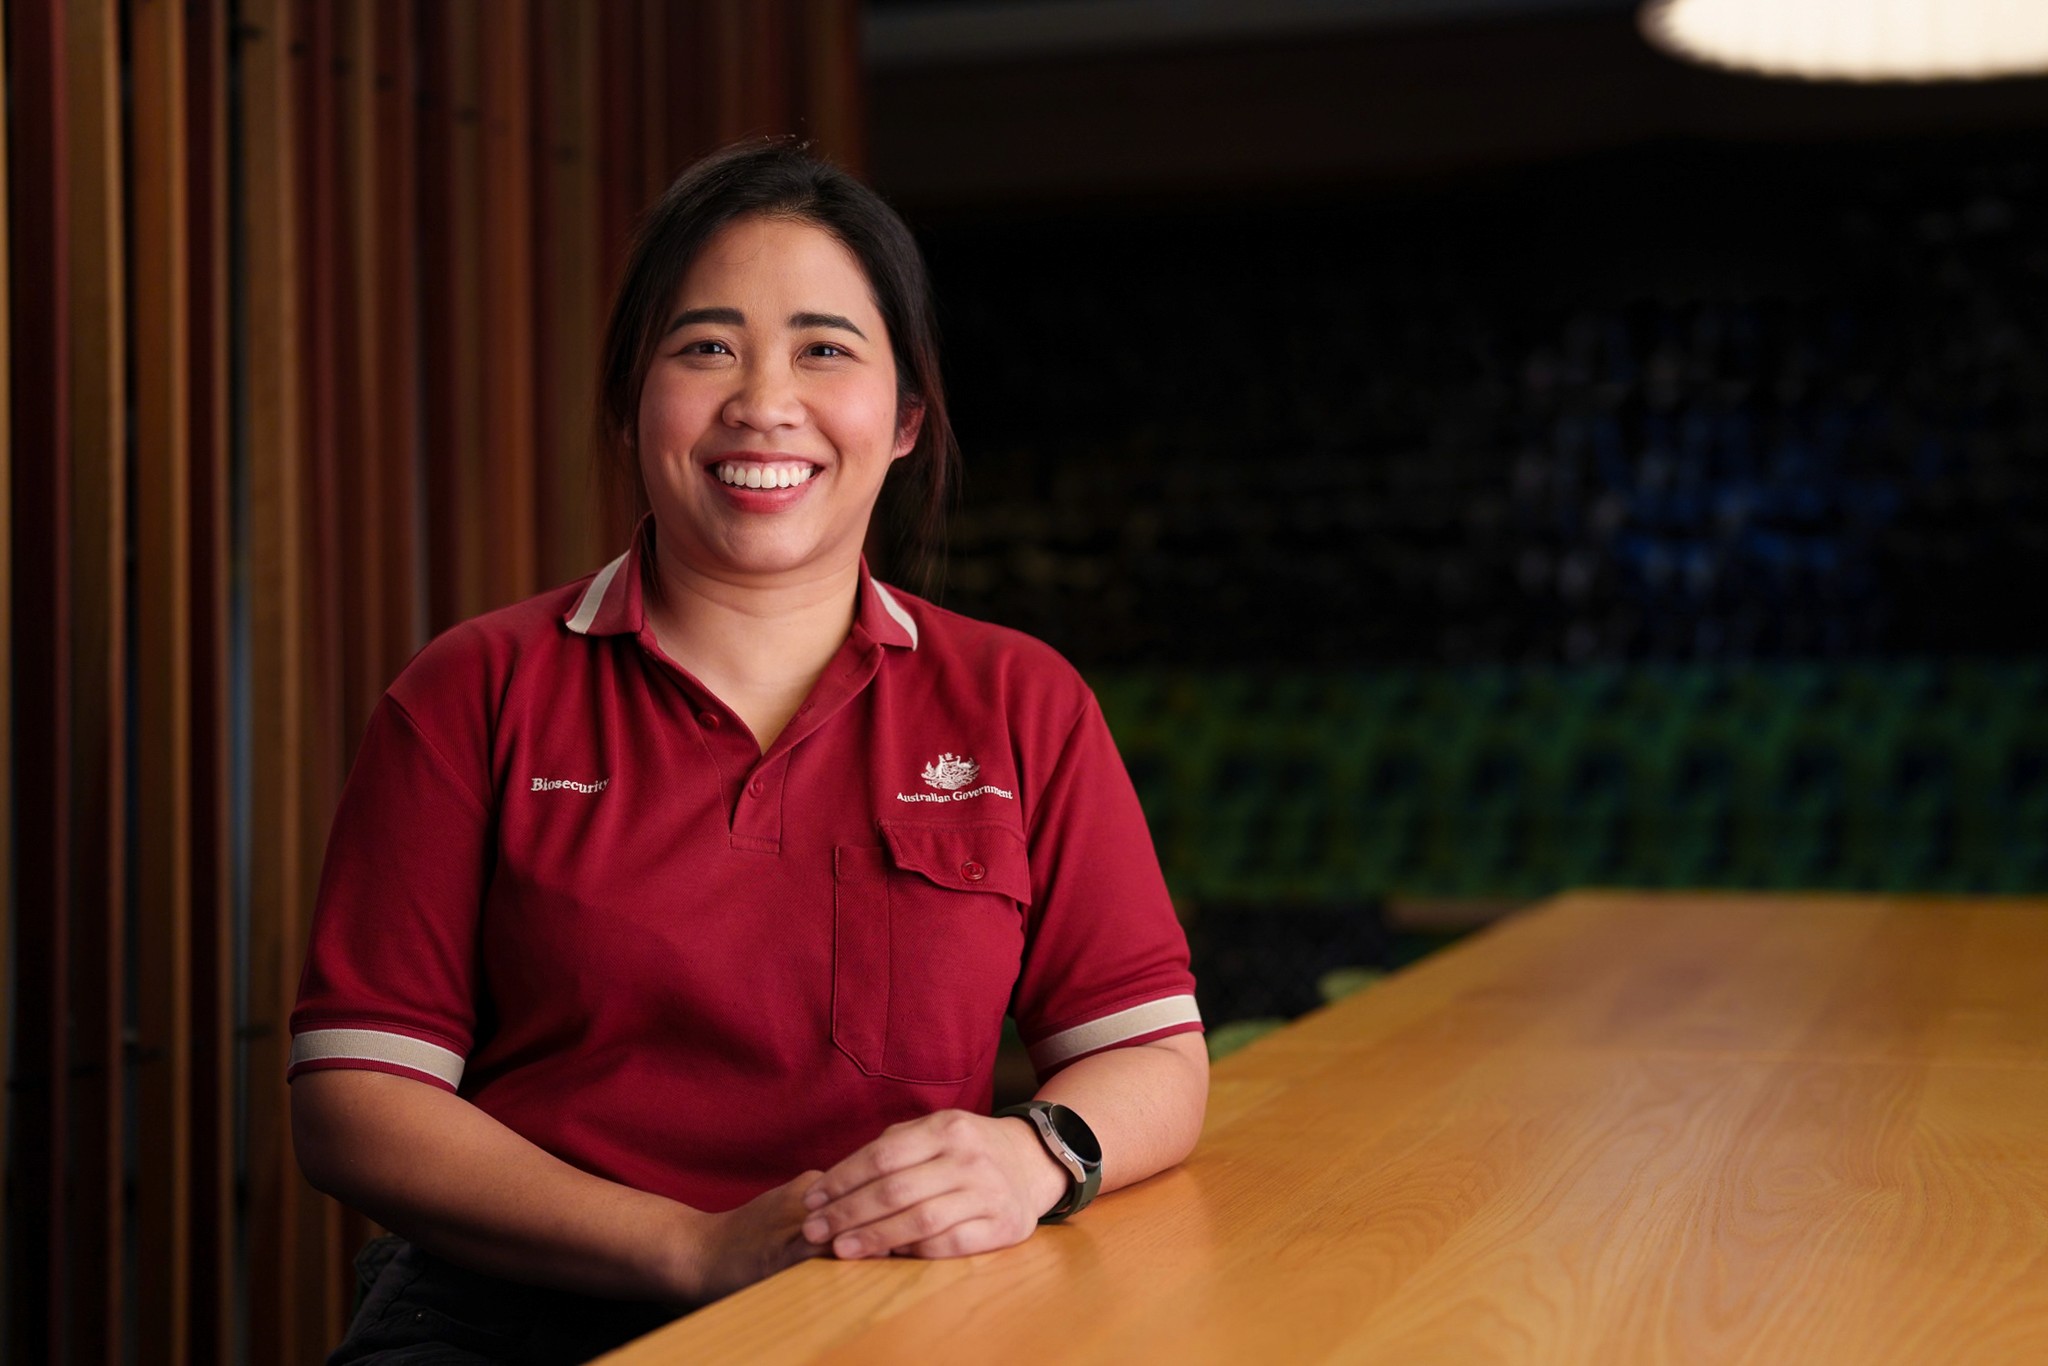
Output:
[713, 460, 816, 490]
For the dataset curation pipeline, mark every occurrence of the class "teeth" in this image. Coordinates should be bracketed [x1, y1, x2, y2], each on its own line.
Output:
[715, 462, 815, 490]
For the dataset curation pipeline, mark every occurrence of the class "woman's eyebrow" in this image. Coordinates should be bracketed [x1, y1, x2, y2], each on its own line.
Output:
[664, 306, 743, 335]
[791, 311, 868, 340]
[662, 307, 868, 341]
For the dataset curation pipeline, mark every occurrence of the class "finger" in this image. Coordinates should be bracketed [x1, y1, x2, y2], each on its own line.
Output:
[824, 1192, 988, 1260]
[805, 1116, 955, 1209]
[802, 1161, 959, 1245]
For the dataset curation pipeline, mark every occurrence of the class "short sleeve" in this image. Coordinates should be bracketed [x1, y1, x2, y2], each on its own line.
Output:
[287, 692, 494, 1092]
[1011, 694, 1202, 1077]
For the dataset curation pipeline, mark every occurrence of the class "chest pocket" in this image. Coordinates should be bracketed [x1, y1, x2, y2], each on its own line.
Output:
[831, 822, 1031, 1085]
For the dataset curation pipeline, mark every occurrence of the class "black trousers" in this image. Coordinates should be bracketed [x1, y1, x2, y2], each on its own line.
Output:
[329, 1239, 684, 1366]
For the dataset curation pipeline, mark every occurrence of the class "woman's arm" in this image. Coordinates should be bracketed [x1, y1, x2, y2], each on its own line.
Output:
[292, 1069, 825, 1303]
[797, 1032, 1209, 1259]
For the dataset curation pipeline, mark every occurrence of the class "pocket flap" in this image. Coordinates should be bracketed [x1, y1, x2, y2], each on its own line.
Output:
[879, 822, 1033, 905]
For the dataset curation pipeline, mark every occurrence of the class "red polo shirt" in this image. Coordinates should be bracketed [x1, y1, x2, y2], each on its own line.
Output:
[289, 534, 1201, 1213]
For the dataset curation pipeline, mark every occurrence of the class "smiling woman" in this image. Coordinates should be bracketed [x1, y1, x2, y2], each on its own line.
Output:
[285, 140, 1208, 1366]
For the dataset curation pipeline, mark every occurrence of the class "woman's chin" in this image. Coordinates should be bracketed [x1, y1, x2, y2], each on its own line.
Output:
[679, 526, 860, 585]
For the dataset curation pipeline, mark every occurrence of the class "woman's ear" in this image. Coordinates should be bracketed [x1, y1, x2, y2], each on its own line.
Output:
[892, 400, 925, 461]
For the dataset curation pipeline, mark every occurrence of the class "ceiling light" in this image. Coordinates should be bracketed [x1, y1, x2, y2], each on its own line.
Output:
[1640, 0, 2048, 82]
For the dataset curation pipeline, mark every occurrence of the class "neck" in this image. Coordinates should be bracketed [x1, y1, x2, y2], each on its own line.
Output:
[640, 540, 863, 748]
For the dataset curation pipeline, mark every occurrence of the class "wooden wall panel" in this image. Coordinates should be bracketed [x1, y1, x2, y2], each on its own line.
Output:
[286, 2, 351, 1349]
[335, 0, 384, 740]
[130, 1, 194, 1361]
[65, 1, 128, 1359]
[534, 0, 606, 583]
[239, 1, 318, 1361]
[445, 0, 489, 622]
[744, 0, 794, 142]
[2, 5, 866, 1360]
[665, 3, 706, 178]
[370, 2, 423, 672]
[0, 0, 14, 1345]
[637, 0, 671, 197]
[703, 1, 749, 149]
[802, 0, 866, 172]
[450, 0, 488, 621]
[480, 0, 539, 608]
[6, 5, 71, 1359]
[415, 0, 462, 633]
[182, 2, 237, 1359]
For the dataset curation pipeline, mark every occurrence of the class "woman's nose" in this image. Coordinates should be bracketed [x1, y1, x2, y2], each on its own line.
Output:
[722, 364, 802, 431]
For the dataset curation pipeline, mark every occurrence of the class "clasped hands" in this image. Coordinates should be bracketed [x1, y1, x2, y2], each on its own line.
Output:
[801, 1108, 1069, 1259]
[688, 1108, 1072, 1302]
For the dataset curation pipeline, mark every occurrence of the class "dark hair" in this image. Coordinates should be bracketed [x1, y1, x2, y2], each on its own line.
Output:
[595, 138, 958, 594]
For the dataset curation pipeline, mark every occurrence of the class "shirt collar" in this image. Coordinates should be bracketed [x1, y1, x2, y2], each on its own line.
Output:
[562, 518, 919, 652]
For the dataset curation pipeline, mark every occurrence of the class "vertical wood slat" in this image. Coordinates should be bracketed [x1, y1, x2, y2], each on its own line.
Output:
[481, 0, 539, 608]
[533, 0, 605, 585]
[239, 0, 312, 1361]
[801, 0, 865, 174]
[594, 0, 641, 292]
[325, 0, 399, 1285]
[370, 2, 423, 674]
[744, 0, 793, 143]
[447, 0, 488, 620]
[704, 1, 749, 148]
[417, 0, 515, 626]
[289, 2, 350, 1351]
[0, 0, 14, 1342]
[335, 0, 383, 741]
[5, 2, 71, 1358]
[665, 4, 704, 177]
[636, 0, 669, 197]
[415, 1, 461, 634]
[130, 0, 195, 1361]
[66, 1, 129, 1359]
[183, 1, 238, 1359]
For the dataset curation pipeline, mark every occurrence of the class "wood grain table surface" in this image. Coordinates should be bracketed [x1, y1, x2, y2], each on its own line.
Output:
[597, 891, 2048, 1365]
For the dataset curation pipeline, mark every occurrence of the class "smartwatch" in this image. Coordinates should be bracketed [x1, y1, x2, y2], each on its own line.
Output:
[994, 1101, 1103, 1222]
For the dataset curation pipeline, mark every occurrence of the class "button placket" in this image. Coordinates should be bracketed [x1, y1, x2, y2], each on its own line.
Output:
[731, 753, 787, 850]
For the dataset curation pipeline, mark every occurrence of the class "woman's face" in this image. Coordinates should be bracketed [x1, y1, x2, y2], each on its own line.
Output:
[636, 214, 920, 587]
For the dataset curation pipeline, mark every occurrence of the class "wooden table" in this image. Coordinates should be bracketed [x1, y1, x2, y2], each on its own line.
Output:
[598, 892, 2048, 1364]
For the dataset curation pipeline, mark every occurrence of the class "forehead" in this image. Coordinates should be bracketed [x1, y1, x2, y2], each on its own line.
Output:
[675, 215, 879, 315]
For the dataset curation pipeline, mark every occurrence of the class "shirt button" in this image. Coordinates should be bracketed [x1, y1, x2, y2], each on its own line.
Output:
[961, 860, 986, 882]
[698, 712, 720, 729]
[796, 702, 813, 716]
[748, 777, 765, 797]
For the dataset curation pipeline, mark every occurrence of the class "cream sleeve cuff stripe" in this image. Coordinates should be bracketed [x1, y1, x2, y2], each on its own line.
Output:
[289, 1028, 467, 1088]
[1027, 994, 1203, 1072]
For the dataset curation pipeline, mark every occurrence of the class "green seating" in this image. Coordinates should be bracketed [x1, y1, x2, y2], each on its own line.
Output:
[1092, 659, 2048, 902]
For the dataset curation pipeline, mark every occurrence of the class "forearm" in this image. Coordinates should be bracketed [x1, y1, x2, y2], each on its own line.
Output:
[1031, 1031, 1209, 1194]
[293, 1069, 710, 1302]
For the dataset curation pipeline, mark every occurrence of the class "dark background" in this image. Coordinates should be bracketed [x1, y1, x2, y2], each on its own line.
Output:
[863, 0, 2048, 1028]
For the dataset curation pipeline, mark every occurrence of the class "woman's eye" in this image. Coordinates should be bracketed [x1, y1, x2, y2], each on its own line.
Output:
[680, 339, 732, 357]
[806, 342, 847, 359]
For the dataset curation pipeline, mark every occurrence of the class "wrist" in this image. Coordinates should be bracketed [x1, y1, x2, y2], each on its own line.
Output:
[656, 1202, 717, 1304]
[999, 1114, 1071, 1216]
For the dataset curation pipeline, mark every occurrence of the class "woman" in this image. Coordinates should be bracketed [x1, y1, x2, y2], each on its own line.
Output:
[291, 140, 1208, 1365]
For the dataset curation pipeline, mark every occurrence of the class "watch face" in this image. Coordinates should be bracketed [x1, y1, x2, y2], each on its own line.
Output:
[1048, 1105, 1103, 1166]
